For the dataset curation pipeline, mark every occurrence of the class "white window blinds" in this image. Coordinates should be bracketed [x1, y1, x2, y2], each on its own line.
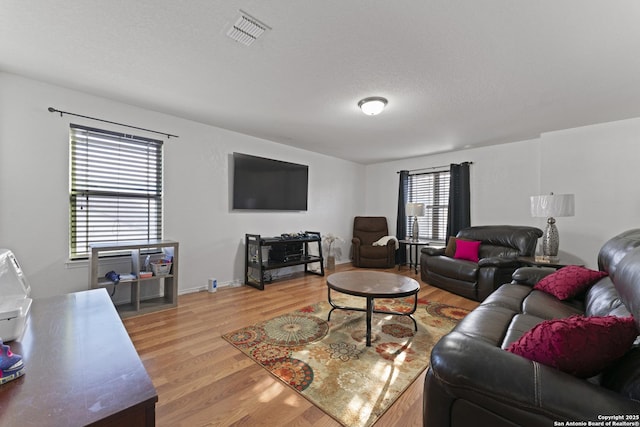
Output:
[70, 124, 163, 259]
[406, 171, 450, 241]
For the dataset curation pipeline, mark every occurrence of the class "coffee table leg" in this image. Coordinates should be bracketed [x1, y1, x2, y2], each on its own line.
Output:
[410, 292, 418, 331]
[366, 297, 373, 347]
[327, 288, 335, 321]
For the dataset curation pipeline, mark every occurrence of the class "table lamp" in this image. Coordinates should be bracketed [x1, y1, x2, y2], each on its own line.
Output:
[406, 202, 425, 242]
[530, 193, 575, 259]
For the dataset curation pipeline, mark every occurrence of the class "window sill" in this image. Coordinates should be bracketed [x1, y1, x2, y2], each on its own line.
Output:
[66, 259, 88, 269]
[65, 255, 131, 269]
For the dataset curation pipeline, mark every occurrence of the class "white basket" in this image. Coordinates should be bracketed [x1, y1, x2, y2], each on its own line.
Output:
[151, 262, 172, 276]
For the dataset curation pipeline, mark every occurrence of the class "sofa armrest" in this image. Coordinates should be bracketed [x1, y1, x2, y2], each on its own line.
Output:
[511, 266, 556, 286]
[477, 256, 521, 269]
[351, 237, 361, 247]
[421, 246, 445, 256]
[429, 331, 640, 422]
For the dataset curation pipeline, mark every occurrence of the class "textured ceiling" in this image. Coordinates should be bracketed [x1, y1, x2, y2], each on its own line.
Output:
[2, 1, 640, 164]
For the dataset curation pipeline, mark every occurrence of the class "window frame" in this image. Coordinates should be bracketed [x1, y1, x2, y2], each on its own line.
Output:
[69, 124, 164, 260]
[405, 170, 450, 241]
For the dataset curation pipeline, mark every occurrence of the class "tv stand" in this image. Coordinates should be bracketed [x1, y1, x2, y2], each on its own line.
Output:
[244, 232, 324, 290]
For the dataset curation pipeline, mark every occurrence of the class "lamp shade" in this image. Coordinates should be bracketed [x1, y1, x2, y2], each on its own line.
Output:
[530, 194, 575, 218]
[406, 202, 426, 217]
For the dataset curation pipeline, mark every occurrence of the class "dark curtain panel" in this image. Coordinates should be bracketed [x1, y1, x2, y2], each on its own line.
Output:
[446, 162, 471, 238]
[396, 170, 410, 265]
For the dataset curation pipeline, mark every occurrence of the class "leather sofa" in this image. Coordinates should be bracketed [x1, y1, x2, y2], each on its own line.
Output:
[423, 229, 640, 427]
[420, 225, 543, 301]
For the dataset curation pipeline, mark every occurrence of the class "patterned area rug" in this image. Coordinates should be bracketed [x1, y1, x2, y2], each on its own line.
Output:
[222, 295, 469, 427]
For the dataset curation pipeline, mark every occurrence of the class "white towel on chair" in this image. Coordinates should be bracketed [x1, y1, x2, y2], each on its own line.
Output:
[372, 235, 399, 250]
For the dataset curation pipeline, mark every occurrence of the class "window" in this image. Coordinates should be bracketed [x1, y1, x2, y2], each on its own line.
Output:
[406, 170, 450, 241]
[69, 124, 163, 259]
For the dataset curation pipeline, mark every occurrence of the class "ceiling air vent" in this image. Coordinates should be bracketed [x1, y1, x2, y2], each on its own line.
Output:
[226, 10, 270, 46]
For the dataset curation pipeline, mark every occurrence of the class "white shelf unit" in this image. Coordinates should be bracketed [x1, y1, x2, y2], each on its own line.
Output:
[89, 240, 179, 318]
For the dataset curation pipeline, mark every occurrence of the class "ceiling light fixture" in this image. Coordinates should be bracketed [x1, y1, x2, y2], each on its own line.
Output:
[358, 97, 388, 115]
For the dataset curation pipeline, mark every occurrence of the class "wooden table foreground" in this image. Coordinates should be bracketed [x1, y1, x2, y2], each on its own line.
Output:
[0, 289, 157, 427]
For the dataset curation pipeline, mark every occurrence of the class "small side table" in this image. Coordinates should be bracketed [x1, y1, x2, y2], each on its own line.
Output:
[517, 255, 584, 269]
[398, 239, 431, 274]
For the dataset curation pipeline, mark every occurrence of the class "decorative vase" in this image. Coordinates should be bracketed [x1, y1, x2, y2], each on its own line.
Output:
[326, 255, 336, 271]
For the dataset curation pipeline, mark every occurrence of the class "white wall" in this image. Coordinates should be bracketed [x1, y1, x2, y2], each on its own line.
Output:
[3, 72, 639, 299]
[0, 72, 365, 298]
[539, 119, 640, 265]
[364, 140, 541, 227]
[365, 118, 640, 268]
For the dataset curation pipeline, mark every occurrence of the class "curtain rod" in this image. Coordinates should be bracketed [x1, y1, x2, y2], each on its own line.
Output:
[48, 107, 179, 139]
[396, 161, 473, 174]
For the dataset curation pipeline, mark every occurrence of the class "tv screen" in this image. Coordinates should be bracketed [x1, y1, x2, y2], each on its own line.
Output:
[232, 153, 309, 211]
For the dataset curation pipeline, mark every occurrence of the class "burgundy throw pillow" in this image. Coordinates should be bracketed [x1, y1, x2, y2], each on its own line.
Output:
[453, 239, 481, 262]
[506, 315, 638, 378]
[533, 265, 608, 300]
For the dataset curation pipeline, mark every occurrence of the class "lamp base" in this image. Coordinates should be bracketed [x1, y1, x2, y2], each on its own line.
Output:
[542, 217, 559, 257]
[412, 217, 419, 242]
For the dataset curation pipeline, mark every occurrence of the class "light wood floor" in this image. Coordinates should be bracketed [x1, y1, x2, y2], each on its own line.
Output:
[123, 263, 479, 427]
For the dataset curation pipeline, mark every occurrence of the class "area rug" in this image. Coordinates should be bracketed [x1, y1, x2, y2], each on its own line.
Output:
[222, 295, 468, 426]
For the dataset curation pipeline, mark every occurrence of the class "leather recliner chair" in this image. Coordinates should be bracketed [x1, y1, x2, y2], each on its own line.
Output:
[420, 225, 542, 301]
[351, 216, 396, 268]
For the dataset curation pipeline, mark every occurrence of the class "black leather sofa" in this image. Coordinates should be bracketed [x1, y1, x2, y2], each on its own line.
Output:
[423, 229, 640, 427]
[420, 225, 543, 301]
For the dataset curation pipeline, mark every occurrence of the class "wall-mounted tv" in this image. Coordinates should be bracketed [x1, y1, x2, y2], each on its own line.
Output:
[232, 153, 309, 211]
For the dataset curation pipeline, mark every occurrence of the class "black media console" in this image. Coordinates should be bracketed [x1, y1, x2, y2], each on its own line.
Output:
[244, 232, 325, 290]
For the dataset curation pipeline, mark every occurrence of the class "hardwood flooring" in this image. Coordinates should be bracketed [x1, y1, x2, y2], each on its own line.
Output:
[123, 263, 479, 427]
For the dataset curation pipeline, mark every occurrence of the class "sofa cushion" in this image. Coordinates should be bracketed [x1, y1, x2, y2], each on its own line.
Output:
[501, 313, 546, 349]
[483, 284, 533, 312]
[359, 245, 390, 258]
[453, 304, 519, 346]
[585, 277, 631, 317]
[506, 315, 638, 378]
[456, 225, 543, 255]
[479, 244, 521, 259]
[601, 346, 640, 401]
[597, 228, 640, 280]
[612, 246, 640, 331]
[522, 290, 584, 319]
[424, 255, 479, 282]
[533, 265, 608, 300]
[511, 266, 557, 286]
[454, 239, 481, 262]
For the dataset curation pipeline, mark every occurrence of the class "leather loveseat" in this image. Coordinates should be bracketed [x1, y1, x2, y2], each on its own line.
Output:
[420, 225, 543, 301]
[423, 229, 640, 427]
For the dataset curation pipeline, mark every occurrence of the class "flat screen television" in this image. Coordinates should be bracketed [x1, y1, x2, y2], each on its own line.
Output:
[232, 153, 309, 211]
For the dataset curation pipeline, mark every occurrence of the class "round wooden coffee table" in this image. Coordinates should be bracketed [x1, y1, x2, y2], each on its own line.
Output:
[326, 271, 420, 346]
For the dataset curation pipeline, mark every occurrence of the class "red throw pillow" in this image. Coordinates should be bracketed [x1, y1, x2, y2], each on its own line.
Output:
[453, 239, 481, 262]
[533, 265, 608, 300]
[507, 315, 638, 378]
